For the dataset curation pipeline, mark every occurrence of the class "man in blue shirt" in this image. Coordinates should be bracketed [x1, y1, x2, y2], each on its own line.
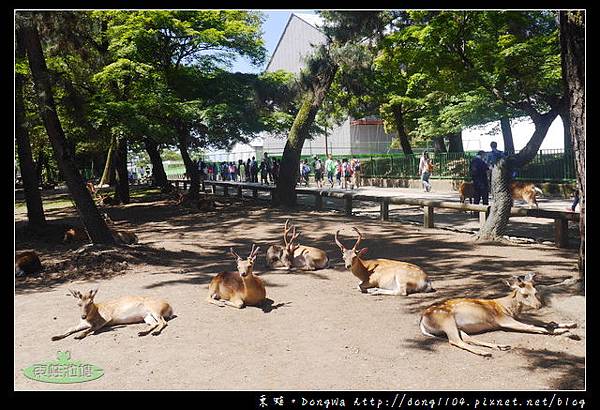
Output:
[471, 150, 490, 205]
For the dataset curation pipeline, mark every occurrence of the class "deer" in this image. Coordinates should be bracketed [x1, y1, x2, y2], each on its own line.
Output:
[15, 251, 42, 276]
[335, 227, 434, 296]
[266, 220, 329, 271]
[51, 288, 174, 340]
[419, 273, 577, 357]
[206, 244, 266, 309]
[459, 181, 543, 208]
[63, 226, 137, 245]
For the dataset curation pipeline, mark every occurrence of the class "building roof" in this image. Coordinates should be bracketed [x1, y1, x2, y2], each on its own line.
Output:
[293, 13, 324, 29]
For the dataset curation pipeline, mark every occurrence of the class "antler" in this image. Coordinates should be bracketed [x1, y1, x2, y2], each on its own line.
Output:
[334, 230, 346, 251]
[229, 247, 242, 260]
[351, 227, 363, 251]
[283, 219, 292, 247]
[249, 244, 261, 259]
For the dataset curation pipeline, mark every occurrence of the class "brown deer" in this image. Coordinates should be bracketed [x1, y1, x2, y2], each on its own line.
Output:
[206, 245, 266, 309]
[15, 251, 42, 276]
[63, 226, 137, 245]
[267, 220, 329, 271]
[51, 288, 174, 340]
[419, 273, 577, 357]
[459, 181, 543, 208]
[335, 227, 434, 296]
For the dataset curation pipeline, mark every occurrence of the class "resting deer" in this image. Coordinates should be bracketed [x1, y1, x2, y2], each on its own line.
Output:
[15, 251, 42, 276]
[419, 273, 577, 357]
[266, 220, 329, 271]
[63, 226, 137, 245]
[335, 227, 434, 296]
[206, 245, 266, 309]
[51, 288, 174, 340]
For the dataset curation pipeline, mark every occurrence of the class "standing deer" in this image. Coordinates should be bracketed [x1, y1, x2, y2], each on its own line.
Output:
[266, 220, 329, 271]
[207, 244, 266, 309]
[51, 288, 174, 340]
[419, 273, 577, 357]
[335, 227, 434, 296]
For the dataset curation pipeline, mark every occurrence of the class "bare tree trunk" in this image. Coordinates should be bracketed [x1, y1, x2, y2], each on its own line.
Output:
[99, 136, 116, 187]
[447, 131, 464, 153]
[176, 124, 201, 200]
[478, 109, 559, 241]
[432, 136, 447, 153]
[113, 137, 129, 204]
[277, 60, 338, 207]
[16, 28, 46, 228]
[144, 137, 171, 191]
[500, 116, 515, 155]
[20, 14, 115, 244]
[560, 11, 585, 288]
[391, 104, 413, 155]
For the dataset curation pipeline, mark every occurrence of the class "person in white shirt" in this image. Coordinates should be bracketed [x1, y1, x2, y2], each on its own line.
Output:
[418, 151, 433, 192]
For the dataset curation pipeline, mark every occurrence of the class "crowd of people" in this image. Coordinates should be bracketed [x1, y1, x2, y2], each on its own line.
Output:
[199, 152, 363, 190]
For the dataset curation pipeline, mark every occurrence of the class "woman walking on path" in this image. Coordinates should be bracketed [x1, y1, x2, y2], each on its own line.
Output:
[325, 154, 336, 189]
[418, 151, 433, 192]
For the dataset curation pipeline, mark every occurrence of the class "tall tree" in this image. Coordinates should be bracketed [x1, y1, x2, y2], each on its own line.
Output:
[15, 28, 46, 228]
[18, 13, 115, 244]
[559, 11, 585, 287]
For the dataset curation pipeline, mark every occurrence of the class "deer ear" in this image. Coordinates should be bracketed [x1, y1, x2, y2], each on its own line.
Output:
[357, 248, 368, 258]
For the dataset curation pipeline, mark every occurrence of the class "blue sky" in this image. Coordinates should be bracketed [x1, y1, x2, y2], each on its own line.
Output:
[229, 10, 316, 74]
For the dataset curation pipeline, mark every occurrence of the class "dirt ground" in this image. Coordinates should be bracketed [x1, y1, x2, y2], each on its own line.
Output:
[14, 189, 585, 390]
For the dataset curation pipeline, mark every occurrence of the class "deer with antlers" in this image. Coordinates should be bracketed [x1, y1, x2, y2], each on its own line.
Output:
[51, 288, 174, 340]
[419, 273, 577, 357]
[206, 244, 266, 309]
[335, 227, 434, 296]
[266, 220, 329, 271]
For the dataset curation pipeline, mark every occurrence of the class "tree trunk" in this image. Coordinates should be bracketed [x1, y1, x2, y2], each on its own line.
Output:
[20, 15, 115, 244]
[277, 60, 338, 206]
[16, 29, 46, 228]
[391, 104, 413, 155]
[113, 137, 130, 204]
[176, 125, 201, 200]
[500, 116, 515, 155]
[99, 136, 116, 187]
[144, 137, 171, 190]
[478, 109, 559, 241]
[432, 136, 447, 153]
[447, 131, 464, 153]
[560, 11, 585, 287]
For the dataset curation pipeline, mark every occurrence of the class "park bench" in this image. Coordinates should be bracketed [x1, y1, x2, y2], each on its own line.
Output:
[170, 179, 579, 249]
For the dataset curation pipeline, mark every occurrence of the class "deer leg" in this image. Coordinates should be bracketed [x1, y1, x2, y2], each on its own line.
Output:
[74, 321, 107, 340]
[443, 323, 492, 357]
[51, 320, 91, 341]
[497, 316, 569, 335]
[138, 314, 160, 336]
[206, 296, 226, 307]
[151, 315, 169, 336]
[459, 330, 511, 351]
[221, 299, 245, 309]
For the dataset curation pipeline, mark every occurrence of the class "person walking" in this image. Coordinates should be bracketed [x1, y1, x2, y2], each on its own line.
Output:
[325, 154, 336, 189]
[260, 161, 268, 184]
[350, 157, 361, 189]
[272, 158, 280, 185]
[470, 150, 490, 205]
[486, 141, 505, 195]
[239, 160, 246, 182]
[313, 156, 324, 189]
[263, 152, 273, 184]
[250, 156, 258, 183]
[245, 158, 251, 182]
[341, 158, 352, 190]
[419, 151, 433, 192]
[335, 159, 342, 188]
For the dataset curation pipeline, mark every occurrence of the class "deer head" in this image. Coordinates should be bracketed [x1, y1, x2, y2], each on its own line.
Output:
[230, 245, 260, 277]
[505, 273, 542, 310]
[69, 288, 99, 320]
[335, 227, 369, 270]
[280, 219, 300, 270]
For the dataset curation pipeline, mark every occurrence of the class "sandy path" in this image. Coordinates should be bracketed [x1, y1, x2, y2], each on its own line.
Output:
[14, 202, 585, 390]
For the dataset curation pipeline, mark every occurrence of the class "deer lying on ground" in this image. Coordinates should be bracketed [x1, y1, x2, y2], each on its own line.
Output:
[459, 181, 543, 208]
[206, 245, 266, 309]
[15, 251, 42, 276]
[266, 220, 329, 271]
[51, 288, 174, 340]
[419, 273, 577, 357]
[335, 227, 434, 296]
[63, 226, 138, 245]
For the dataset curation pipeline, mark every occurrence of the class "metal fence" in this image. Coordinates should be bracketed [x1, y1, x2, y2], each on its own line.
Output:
[164, 148, 575, 183]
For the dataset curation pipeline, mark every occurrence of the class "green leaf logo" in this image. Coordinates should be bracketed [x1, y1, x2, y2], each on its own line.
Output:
[23, 351, 104, 384]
